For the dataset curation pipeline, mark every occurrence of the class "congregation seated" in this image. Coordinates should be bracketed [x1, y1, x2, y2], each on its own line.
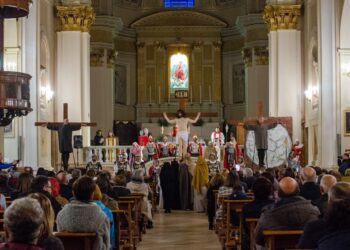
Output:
[0, 172, 13, 197]
[1, 197, 45, 250]
[215, 172, 241, 220]
[67, 169, 81, 188]
[56, 176, 110, 250]
[311, 174, 337, 216]
[339, 153, 350, 175]
[96, 172, 119, 200]
[242, 168, 256, 190]
[31, 176, 62, 216]
[241, 177, 274, 250]
[126, 170, 153, 227]
[27, 193, 64, 250]
[93, 184, 115, 249]
[207, 174, 225, 230]
[112, 175, 131, 197]
[49, 177, 69, 207]
[95, 175, 119, 210]
[10, 172, 33, 200]
[56, 171, 73, 201]
[300, 166, 321, 200]
[298, 182, 350, 249]
[255, 177, 319, 247]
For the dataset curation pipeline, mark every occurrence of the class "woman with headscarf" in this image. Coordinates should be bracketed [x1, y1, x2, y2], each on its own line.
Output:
[160, 161, 180, 213]
[192, 156, 209, 212]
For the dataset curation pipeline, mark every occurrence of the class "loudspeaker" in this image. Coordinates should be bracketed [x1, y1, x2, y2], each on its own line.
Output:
[73, 135, 83, 149]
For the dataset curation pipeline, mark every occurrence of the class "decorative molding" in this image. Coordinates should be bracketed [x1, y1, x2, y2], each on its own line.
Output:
[254, 46, 269, 65]
[154, 41, 165, 50]
[213, 40, 222, 50]
[236, 13, 266, 37]
[131, 10, 227, 28]
[56, 5, 96, 32]
[90, 48, 116, 68]
[136, 41, 145, 49]
[263, 4, 302, 32]
[242, 48, 253, 67]
[193, 41, 203, 50]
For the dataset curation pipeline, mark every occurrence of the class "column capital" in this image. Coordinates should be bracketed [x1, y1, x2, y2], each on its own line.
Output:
[254, 46, 269, 65]
[263, 4, 302, 32]
[56, 5, 96, 32]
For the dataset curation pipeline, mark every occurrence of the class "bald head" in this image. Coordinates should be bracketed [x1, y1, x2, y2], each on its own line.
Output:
[278, 177, 300, 198]
[302, 167, 317, 183]
[328, 182, 350, 202]
[320, 175, 337, 194]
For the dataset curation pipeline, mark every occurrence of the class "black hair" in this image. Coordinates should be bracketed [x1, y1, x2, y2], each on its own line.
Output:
[31, 176, 49, 193]
[252, 177, 273, 201]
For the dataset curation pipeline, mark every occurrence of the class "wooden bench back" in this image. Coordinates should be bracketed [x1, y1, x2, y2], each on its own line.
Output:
[263, 230, 304, 250]
[245, 218, 259, 250]
[55, 232, 97, 250]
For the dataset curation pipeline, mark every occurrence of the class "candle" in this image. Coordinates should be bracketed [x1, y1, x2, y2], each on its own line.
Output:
[158, 86, 161, 104]
[149, 86, 152, 103]
[199, 85, 202, 104]
[161, 125, 164, 135]
[209, 85, 212, 104]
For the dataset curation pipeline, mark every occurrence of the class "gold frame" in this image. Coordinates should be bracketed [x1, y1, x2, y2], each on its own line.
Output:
[344, 108, 350, 136]
[167, 46, 191, 98]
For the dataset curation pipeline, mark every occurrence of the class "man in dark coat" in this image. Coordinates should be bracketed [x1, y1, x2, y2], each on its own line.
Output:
[244, 117, 277, 166]
[160, 161, 180, 213]
[47, 119, 81, 170]
[339, 153, 350, 175]
[255, 177, 319, 247]
[300, 166, 321, 200]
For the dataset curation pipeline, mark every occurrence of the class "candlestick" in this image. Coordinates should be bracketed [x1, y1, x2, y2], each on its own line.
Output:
[168, 88, 170, 103]
[161, 125, 164, 135]
[149, 86, 152, 103]
[209, 85, 212, 104]
[199, 85, 202, 104]
[158, 86, 161, 104]
[190, 86, 193, 104]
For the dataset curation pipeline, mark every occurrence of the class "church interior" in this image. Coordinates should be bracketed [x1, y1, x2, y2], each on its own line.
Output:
[0, 0, 350, 250]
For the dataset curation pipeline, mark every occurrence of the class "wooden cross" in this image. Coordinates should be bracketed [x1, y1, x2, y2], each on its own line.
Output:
[35, 103, 97, 127]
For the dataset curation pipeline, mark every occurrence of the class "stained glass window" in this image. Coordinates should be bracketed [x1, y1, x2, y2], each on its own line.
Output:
[164, 0, 194, 8]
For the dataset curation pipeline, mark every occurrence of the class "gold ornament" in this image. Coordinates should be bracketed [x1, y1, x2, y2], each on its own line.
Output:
[263, 4, 301, 32]
[56, 5, 95, 32]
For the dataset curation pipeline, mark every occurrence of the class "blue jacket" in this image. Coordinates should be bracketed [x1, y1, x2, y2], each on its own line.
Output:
[95, 201, 115, 249]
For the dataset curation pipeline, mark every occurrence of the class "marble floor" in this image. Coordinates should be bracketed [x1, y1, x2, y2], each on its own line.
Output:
[139, 211, 221, 250]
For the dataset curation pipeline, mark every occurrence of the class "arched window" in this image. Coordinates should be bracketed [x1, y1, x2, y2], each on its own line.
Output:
[164, 0, 194, 8]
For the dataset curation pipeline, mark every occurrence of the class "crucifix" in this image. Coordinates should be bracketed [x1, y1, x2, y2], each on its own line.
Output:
[35, 103, 97, 170]
[163, 90, 201, 159]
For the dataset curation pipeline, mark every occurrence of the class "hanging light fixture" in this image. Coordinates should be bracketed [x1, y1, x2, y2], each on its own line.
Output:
[0, 0, 32, 126]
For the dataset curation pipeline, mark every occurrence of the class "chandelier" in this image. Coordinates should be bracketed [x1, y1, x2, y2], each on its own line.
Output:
[0, 0, 32, 126]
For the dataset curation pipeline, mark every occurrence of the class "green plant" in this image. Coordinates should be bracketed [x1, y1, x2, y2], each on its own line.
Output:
[193, 118, 205, 127]
[157, 118, 169, 127]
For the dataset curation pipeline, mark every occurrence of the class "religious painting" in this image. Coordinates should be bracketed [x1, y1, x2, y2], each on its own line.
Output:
[232, 64, 245, 103]
[115, 64, 127, 105]
[170, 53, 189, 90]
[344, 109, 350, 136]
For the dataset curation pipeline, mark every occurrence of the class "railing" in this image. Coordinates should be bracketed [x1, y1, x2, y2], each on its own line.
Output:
[84, 146, 132, 165]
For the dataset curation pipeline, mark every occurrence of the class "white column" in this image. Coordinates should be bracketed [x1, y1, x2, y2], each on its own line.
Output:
[265, 4, 302, 141]
[22, 0, 39, 167]
[56, 4, 95, 147]
[319, 0, 337, 168]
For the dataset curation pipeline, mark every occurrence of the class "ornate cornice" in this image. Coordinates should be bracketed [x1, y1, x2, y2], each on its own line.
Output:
[56, 5, 96, 32]
[263, 4, 302, 32]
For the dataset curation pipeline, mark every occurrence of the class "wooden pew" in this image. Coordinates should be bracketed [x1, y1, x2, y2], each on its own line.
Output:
[117, 200, 137, 249]
[223, 199, 253, 250]
[54, 232, 96, 250]
[118, 194, 144, 241]
[245, 218, 258, 250]
[263, 230, 304, 250]
[112, 210, 127, 250]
